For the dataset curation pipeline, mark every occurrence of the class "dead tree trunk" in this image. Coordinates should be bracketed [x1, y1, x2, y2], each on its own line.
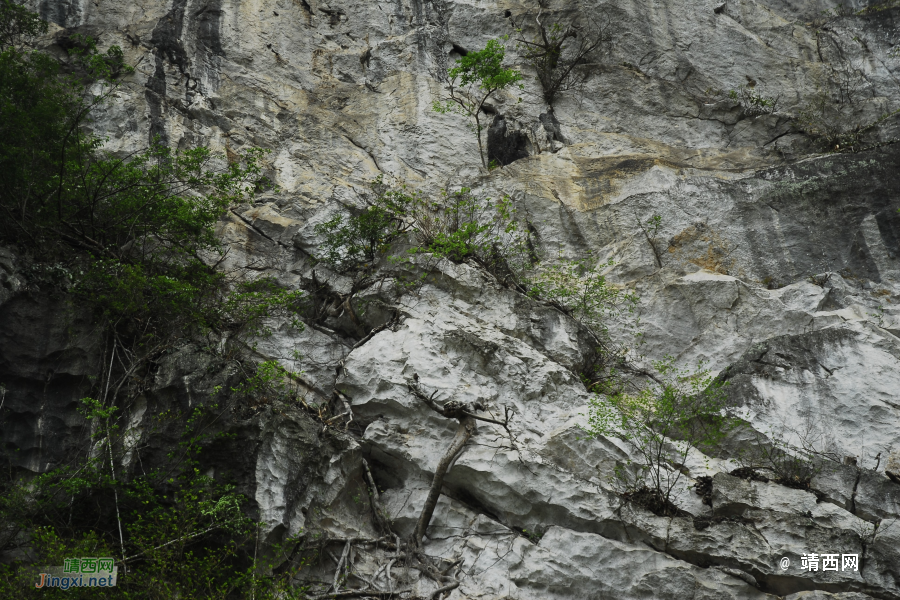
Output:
[413, 414, 476, 547]
[406, 374, 514, 548]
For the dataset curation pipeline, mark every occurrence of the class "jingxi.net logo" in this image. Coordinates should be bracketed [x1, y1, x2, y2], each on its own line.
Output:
[35, 557, 118, 589]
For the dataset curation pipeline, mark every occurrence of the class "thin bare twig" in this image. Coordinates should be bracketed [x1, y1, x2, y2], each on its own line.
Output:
[100, 341, 127, 570]
[123, 522, 234, 562]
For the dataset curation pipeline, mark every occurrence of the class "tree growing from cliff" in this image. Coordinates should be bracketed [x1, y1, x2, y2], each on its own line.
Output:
[433, 39, 523, 168]
[585, 359, 733, 516]
[0, 0, 45, 48]
[508, 1, 612, 105]
[0, 0, 306, 346]
[0, 4, 311, 595]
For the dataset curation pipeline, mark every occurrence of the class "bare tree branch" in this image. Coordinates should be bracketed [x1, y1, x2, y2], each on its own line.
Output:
[509, 3, 613, 105]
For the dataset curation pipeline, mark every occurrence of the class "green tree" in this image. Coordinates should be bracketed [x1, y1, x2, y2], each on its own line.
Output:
[0, 0, 305, 351]
[0, 0, 46, 49]
[314, 179, 414, 275]
[433, 39, 523, 168]
[524, 256, 638, 391]
[0, 4, 311, 594]
[0, 399, 309, 599]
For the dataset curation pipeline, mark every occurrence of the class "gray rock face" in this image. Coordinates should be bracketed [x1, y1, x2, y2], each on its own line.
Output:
[3, 0, 900, 597]
[721, 321, 900, 472]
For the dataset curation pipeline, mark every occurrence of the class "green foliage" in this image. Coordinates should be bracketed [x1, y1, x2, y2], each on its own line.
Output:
[0, 19, 135, 248]
[217, 277, 306, 339]
[315, 178, 532, 289]
[585, 359, 733, 514]
[318, 178, 642, 396]
[408, 188, 529, 279]
[705, 84, 778, 117]
[0, 0, 47, 49]
[0, 8, 311, 592]
[645, 214, 662, 236]
[0, 400, 307, 599]
[433, 39, 523, 168]
[446, 38, 523, 92]
[0, 2, 304, 354]
[314, 178, 413, 275]
[728, 84, 779, 116]
[524, 255, 639, 393]
[229, 359, 302, 406]
[526, 257, 637, 339]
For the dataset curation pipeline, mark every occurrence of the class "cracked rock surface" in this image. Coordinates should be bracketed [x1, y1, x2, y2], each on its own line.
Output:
[3, 0, 900, 597]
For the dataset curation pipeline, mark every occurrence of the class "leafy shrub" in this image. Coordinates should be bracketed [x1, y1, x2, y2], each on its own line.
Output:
[313, 182, 414, 276]
[317, 179, 639, 383]
[526, 257, 636, 338]
[316, 178, 532, 287]
[0, 399, 308, 599]
[0, 1, 305, 362]
[407, 188, 530, 282]
[0, 0, 46, 48]
[0, 5, 312, 594]
[524, 255, 639, 391]
[229, 359, 302, 408]
[585, 359, 733, 515]
[433, 39, 523, 168]
[705, 84, 778, 117]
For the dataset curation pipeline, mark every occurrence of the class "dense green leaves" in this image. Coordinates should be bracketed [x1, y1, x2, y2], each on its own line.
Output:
[0, 0, 46, 50]
[0, 21, 134, 255]
[0, 2, 300, 340]
[0, 401, 308, 599]
[447, 39, 523, 92]
[314, 182, 413, 275]
[0, 5, 309, 596]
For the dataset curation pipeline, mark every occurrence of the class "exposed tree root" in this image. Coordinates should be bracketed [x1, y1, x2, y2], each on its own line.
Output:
[296, 374, 519, 599]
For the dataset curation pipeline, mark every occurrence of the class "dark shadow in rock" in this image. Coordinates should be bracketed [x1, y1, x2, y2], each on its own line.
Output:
[487, 115, 529, 167]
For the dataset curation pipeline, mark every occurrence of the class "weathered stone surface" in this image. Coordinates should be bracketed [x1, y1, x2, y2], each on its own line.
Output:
[786, 593, 878, 600]
[0, 292, 102, 473]
[886, 450, 900, 484]
[5, 0, 900, 596]
[720, 322, 900, 476]
[708, 472, 900, 598]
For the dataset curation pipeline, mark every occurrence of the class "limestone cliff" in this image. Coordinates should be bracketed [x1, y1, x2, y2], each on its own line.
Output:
[2, 0, 900, 598]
